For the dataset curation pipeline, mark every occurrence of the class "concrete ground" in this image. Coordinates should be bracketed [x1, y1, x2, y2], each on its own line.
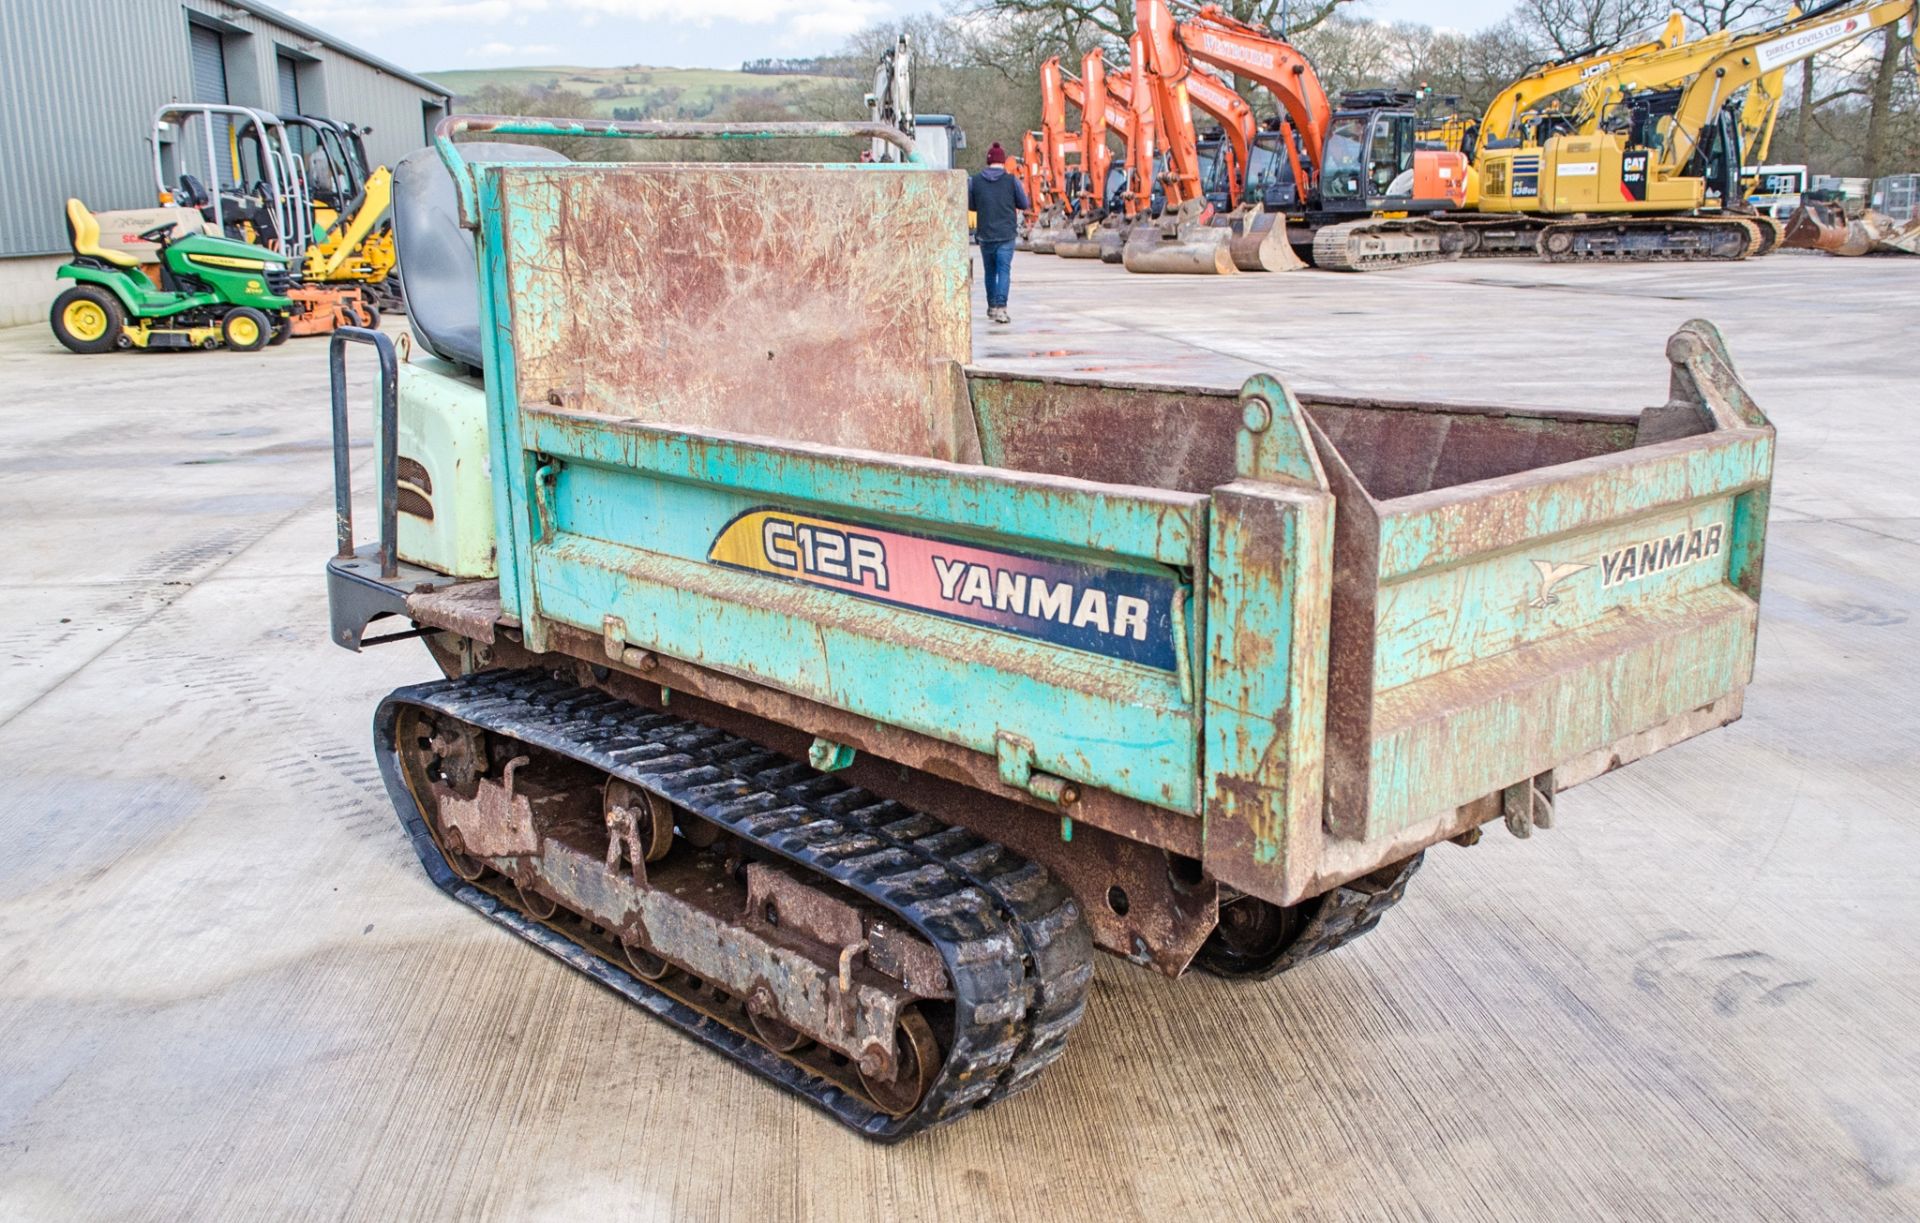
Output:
[1, 251, 1915, 1220]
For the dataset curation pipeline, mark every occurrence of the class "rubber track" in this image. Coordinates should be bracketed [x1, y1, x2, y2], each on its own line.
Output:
[1312, 219, 1463, 272]
[375, 669, 1093, 1142]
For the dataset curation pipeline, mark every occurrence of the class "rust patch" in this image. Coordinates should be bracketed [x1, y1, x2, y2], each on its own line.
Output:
[408, 580, 505, 644]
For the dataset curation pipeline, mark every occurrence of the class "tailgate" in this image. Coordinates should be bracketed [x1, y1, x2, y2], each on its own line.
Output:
[1204, 321, 1774, 903]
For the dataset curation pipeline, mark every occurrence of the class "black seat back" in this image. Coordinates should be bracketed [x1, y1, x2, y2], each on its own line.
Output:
[391, 142, 570, 372]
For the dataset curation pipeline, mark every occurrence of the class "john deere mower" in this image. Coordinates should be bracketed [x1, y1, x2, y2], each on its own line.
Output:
[49, 199, 293, 354]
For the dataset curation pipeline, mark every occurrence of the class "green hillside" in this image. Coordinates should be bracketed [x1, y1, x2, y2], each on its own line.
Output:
[423, 64, 850, 119]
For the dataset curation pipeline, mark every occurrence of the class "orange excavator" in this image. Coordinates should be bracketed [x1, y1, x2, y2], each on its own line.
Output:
[1012, 130, 1051, 238]
[1184, 66, 1254, 211]
[1052, 47, 1158, 261]
[1131, 0, 1470, 272]
[1025, 56, 1082, 253]
[1128, 9, 1303, 273]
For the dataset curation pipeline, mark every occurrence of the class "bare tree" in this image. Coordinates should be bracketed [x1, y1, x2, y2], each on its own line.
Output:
[1510, 0, 1663, 56]
[1673, 0, 1785, 34]
[1862, 24, 1919, 180]
[966, 0, 1358, 45]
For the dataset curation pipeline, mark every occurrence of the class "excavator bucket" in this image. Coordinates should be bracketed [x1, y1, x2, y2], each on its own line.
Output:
[1781, 201, 1849, 252]
[1121, 223, 1237, 274]
[1120, 205, 1239, 275]
[1052, 225, 1109, 258]
[1226, 208, 1308, 273]
[1872, 214, 1920, 255]
[1025, 206, 1074, 254]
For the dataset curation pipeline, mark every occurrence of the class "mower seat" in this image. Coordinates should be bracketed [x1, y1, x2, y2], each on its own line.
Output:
[391, 142, 570, 373]
[64, 200, 140, 267]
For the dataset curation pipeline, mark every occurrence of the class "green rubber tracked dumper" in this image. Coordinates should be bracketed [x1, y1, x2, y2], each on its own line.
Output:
[328, 118, 1774, 1140]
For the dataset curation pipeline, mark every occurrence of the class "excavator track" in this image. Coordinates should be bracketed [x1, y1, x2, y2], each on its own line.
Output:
[1454, 216, 1548, 258]
[1537, 215, 1759, 263]
[1311, 219, 1465, 272]
[375, 669, 1093, 1141]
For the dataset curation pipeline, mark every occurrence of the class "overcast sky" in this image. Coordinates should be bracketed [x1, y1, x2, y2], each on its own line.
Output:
[282, 0, 1518, 75]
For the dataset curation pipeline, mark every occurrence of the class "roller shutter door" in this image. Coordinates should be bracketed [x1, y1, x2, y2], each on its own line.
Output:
[190, 24, 228, 103]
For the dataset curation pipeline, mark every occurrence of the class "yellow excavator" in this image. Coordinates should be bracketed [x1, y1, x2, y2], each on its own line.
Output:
[286, 115, 400, 313]
[1464, 13, 1688, 159]
[1475, 0, 1914, 261]
[1451, 13, 1734, 253]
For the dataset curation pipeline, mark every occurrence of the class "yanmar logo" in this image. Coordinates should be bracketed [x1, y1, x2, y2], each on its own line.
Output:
[1528, 523, 1725, 609]
[706, 506, 1181, 670]
[1599, 523, 1724, 588]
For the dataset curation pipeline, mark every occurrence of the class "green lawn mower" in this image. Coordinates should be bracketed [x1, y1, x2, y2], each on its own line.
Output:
[49, 199, 295, 354]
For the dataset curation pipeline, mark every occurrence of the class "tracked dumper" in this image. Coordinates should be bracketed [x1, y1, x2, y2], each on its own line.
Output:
[328, 117, 1775, 1141]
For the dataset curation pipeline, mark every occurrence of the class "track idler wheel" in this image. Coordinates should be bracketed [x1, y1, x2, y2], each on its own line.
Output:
[860, 1009, 940, 1116]
[1195, 853, 1424, 980]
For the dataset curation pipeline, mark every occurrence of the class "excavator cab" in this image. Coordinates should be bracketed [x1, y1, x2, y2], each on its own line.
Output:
[1612, 88, 1745, 205]
[1319, 96, 1418, 212]
[1243, 128, 1303, 210]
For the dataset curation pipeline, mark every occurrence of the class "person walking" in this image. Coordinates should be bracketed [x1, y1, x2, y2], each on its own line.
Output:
[968, 142, 1029, 325]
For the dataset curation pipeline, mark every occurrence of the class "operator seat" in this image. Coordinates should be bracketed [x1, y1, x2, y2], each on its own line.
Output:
[390, 142, 570, 373]
[63, 201, 140, 267]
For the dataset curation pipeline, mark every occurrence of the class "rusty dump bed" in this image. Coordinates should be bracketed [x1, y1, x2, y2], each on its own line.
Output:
[356, 141, 1772, 917]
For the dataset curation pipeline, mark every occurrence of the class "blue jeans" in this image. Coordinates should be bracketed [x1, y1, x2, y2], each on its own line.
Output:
[980, 240, 1014, 309]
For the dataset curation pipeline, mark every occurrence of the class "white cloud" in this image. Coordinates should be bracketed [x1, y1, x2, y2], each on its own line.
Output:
[468, 41, 564, 59]
[287, 0, 938, 68]
[291, 0, 891, 32]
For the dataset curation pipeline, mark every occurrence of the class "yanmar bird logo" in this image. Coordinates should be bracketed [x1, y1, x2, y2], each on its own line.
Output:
[1529, 560, 1592, 608]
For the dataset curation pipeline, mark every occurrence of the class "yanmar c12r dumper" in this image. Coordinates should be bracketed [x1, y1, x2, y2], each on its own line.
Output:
[327, 117, 1774, 1140]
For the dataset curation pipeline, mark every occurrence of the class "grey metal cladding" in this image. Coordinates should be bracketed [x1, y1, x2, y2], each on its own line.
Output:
[0, 0, 452, 258]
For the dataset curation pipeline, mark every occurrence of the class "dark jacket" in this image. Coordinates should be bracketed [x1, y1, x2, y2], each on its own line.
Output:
[968, 166, 1030, 245]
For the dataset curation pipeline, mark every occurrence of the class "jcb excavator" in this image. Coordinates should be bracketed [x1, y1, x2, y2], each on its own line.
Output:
[1463, 14, 1688, 161]
[1128, 0, 1470, 272]
[1475, 0, 1914, 261]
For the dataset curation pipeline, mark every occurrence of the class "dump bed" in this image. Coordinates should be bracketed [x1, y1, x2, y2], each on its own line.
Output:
[422, 142, 1770, 910]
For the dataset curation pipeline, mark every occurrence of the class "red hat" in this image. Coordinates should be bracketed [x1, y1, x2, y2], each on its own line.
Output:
[986, 142, 1007, 164]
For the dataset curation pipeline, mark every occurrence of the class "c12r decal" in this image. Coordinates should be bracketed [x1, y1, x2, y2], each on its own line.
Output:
[707, 507, 1179, 671]
[1529, 522, 1726, 609]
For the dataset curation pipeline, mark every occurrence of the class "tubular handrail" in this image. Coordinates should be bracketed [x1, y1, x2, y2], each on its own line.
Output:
[329, 327, 400, 578]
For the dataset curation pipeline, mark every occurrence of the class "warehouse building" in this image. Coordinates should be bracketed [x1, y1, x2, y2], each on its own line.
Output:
[0, 0, 452, 326]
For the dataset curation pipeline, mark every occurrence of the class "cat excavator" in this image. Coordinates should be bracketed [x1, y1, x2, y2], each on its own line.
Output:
[1126, 0, 1470, 272]
[1474, 0, 1914, 261]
